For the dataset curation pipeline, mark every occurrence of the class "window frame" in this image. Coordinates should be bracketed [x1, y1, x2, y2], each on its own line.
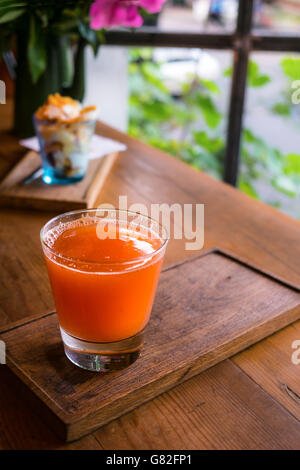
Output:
[105, 0, 300, 185]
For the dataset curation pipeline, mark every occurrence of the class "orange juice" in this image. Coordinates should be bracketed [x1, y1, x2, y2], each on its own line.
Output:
[45, 222, 165, 343]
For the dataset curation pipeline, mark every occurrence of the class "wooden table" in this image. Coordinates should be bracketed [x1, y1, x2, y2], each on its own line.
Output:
[1, 101, 300, 450]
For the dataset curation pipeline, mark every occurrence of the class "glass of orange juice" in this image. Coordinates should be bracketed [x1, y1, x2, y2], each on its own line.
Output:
[40, 208, 168, 372]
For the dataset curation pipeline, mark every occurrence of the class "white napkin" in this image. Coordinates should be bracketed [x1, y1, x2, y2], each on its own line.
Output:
[20, 134, 127, 160]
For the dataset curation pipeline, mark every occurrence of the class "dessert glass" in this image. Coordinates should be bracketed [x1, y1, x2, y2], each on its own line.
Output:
[34, 117, 95, 185]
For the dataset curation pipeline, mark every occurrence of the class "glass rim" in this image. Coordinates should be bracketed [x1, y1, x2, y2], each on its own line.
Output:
[40, 208, 169, 269]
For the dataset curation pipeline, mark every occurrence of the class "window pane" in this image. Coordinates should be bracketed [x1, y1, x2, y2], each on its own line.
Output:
[139, 0, 237, 33]
[253, 0, 300, 34]
[128, 47, 232, 180]
[240, 51, 300, 219]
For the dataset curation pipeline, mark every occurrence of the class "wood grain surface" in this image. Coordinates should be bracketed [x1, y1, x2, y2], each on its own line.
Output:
[233, 320, 300, 421]
[0, 209, 55, 330]
[2, 252, 300, 441]
[94, 360, 300, 450]
[0, 150, 118, 212]
[1, 100, 300, 449]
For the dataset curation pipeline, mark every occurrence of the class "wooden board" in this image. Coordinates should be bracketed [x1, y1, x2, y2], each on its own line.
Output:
[0, 150, 118, 212]
[1, 251, 300, 442]
[2, 111, 300, 450]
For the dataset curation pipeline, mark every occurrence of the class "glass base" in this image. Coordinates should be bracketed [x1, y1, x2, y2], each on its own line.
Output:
[60, 327, 144, 372]
[42, 169, 85, 185]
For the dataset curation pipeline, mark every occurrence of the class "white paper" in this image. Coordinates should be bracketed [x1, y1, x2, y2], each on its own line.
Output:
[20, 134, 127, 160]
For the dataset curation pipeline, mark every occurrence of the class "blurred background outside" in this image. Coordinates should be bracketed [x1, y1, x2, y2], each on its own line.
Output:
[14, 1, 300, 218]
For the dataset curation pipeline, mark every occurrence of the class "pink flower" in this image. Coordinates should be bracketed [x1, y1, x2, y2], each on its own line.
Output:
[139, 0, 166, 13]
[89, 0, 166, 30]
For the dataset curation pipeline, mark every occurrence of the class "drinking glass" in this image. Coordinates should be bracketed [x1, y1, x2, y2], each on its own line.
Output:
[34, 117, 95, 185]
[40, 209, 168, 372]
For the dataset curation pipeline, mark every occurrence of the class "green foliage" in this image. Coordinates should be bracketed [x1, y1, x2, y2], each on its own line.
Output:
[274, 153, 300, 197]
[128, 48, 300, 214]
[241, 128, 290, 198]
[198, 79, 219, 94]
[281, 57, 300, 81]
[285, 153, 300, 175]
[238, 179, 259, 199]
[128, 50, 224, 180]
[247, 61, 271, 87]
[0, 1, 98, 83]
[57, 35, 74, 88]
[193, 131, 223, 154]
[0, 1, 26, 24]
[272, 102, 290, 116]
[193, 94, 221, 128]
[0, 8, 25, 24]
[272, 56, 300, 117]
[77, 19, 104, 56]
[224, 60, 271, 88]
[27, 14, 47, 83]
